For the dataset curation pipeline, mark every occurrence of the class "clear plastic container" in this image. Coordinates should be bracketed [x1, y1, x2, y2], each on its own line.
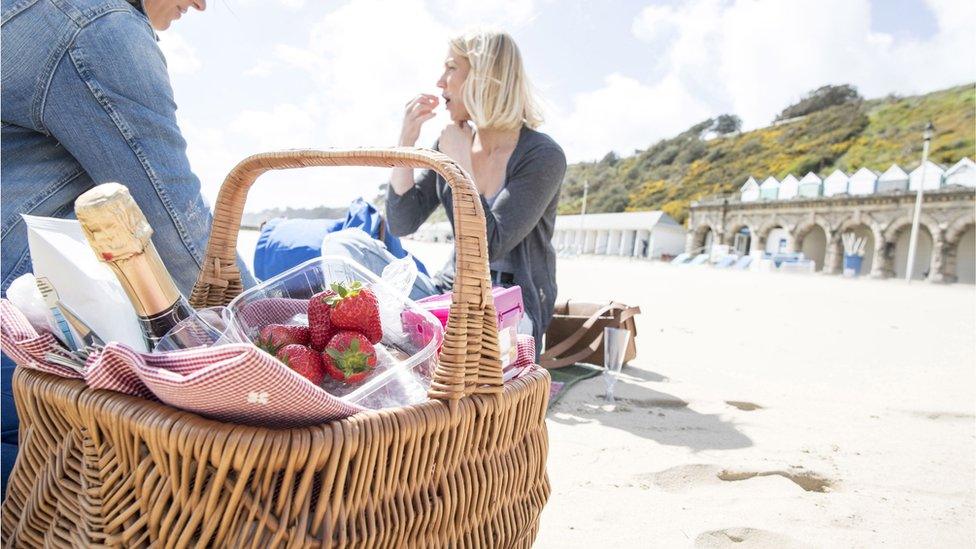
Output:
[225, 255, 444, 410]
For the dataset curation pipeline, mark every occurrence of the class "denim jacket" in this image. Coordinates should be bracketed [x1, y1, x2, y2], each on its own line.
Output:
[0, 0, 259, 496]
[0, 0, 253, 296]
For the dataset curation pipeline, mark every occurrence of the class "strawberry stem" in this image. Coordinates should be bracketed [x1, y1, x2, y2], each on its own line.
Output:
[326, 280, 363, 305]
[326, 338, 372, 376]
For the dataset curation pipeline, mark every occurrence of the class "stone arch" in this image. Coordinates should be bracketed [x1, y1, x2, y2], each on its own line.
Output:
[830, 217, 884, 277]
[942, 214, 976, 284]
[882, 213, 941, 244]
[794, 216, 832, 272]
[794, 215, 833, 245]
[690, 222, 718, 253]
[723, 221, 754, 243]
[835, 217, 884, 243]
[755, 217, 796, 254]
[882, 214, 941, 281]
[945, 214, 976, 245]
[723, 220, 756, 254]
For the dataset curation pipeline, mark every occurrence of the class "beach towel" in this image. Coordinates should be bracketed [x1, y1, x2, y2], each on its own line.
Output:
[253, 198, 428, 280]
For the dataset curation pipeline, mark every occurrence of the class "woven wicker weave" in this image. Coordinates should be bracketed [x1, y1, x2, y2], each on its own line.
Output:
[1, 148, 551, 547]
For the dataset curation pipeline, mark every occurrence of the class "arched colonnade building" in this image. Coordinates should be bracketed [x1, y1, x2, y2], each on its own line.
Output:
[686, 186, 976, 283]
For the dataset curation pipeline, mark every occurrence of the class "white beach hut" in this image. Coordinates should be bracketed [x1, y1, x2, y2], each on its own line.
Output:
[553, 211, 685, 259]
[822, 169, 850, 197]
[778, 174, 800, 200]
[876, 164, 909, 193]
[740, 177, 760, 202]
[848, 167, 879, 195]
[908, 160, 945, 191]
[759, 176, 780, 200]
[798, 172, 823, 198]
[943, 157, 976, 188]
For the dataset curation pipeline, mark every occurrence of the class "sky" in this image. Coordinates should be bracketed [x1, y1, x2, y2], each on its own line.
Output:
[161, 0, 976, 211]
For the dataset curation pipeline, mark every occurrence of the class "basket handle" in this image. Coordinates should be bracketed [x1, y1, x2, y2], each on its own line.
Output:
[189, 148, 503, 404]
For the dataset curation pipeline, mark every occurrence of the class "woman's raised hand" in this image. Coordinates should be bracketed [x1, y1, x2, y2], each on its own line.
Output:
[438, 122, 474, 168]
[399, 94, 439, 147]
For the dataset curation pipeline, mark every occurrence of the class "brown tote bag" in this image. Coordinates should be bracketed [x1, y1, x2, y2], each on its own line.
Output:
[540, 300, 640, 370]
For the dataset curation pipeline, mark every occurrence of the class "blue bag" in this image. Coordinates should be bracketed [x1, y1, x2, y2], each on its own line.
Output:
[253, 198, 428, 281]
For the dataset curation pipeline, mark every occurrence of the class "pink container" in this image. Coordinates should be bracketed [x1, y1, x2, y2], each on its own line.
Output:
[401, 286, 524, 352]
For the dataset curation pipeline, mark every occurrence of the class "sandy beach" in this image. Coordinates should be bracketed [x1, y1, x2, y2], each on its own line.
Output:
[239, 234, 975, 548]
[407, 241, 975, 548]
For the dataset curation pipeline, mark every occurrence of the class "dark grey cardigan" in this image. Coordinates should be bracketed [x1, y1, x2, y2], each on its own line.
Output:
[386, 126, 567, 345]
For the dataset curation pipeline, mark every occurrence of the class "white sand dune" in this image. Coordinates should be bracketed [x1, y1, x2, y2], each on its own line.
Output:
[239, 235, 975, 548]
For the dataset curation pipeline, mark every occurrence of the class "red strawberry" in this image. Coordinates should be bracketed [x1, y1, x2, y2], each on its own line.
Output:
[255, 324, 309, 354]
[322, 331, 377, 384]
[327, 281, 382, 344]
[276, 344, 325, 385]
[308, 289, 338, 351]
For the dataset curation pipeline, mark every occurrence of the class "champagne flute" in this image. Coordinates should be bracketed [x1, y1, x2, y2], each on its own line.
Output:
[602, 327, 630, 406]
[154, 307, 236, 352]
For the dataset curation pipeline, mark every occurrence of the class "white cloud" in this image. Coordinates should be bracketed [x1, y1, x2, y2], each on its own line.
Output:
[548, 74, 712, 162]
[157, 33, 202, 74]
[432, 0, 539, 28]
[630, 4, 683, 44]
[556, 0, 976, 161]
[243, 60, 275, 77]
[230, 100, 321, 150]
[179, 121, 236, 206]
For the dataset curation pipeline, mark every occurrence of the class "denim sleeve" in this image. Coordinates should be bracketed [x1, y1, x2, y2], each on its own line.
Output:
[40, 10, 254, 294]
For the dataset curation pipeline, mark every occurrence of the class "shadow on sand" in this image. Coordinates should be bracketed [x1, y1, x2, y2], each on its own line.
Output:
[547, 365, 752, 451]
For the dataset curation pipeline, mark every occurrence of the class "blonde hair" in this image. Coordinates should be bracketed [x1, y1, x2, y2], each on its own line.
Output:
[449, 29, 544, 130]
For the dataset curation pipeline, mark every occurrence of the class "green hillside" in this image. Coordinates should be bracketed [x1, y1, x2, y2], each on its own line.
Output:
[559, 83, 975, 223]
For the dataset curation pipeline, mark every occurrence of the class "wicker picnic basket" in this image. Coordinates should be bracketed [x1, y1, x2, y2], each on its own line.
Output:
[1, 148, 551, 548]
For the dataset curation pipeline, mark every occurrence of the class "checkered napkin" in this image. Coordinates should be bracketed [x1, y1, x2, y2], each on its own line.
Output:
[504, 334, 537, 382]
[90, 342, 365, 427]
[1, 299, 537, 428]
[1, 298, 363, 427]
[0, 299, 83, 379]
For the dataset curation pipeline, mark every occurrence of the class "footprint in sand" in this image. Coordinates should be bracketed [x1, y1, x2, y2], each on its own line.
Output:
[907, 410, 975, 421]
[725, 401, 763, 411]
[695, 527, 812, 548]
[717, 469, 833, 493]
[644, 464, 834, 493]
[646, 464, 720, 492]
[626, 397, 688, 409]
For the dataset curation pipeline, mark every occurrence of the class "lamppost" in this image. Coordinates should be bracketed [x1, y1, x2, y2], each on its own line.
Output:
[905, 122, 934, 282]
[577, 179, 588, 255]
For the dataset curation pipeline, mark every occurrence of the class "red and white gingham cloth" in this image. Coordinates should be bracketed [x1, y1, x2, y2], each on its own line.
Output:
[505, 334, 536, 382]
[1, 299, 537, 428]
[0, 299, 83, 379]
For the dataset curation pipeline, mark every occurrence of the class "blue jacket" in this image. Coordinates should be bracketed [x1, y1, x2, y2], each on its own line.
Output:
[253, 198, 428, 281]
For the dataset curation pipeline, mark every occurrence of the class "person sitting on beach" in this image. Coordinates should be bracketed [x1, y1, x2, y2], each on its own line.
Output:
[323, 28, 567, 347]
[0, 0, 253, 495]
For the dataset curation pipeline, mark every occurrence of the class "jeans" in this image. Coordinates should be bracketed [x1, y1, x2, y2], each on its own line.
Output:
[1, 356, 17, 498]
[0, 0, 254, 496]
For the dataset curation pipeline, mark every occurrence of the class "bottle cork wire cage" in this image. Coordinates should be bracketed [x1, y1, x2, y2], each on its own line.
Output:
[1, 148, 551, 548]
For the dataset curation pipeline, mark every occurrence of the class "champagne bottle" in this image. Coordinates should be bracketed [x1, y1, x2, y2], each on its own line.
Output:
[74, 183, 193, 350]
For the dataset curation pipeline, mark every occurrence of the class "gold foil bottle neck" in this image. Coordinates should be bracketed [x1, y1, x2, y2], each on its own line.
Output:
[75, 183, 153, 262]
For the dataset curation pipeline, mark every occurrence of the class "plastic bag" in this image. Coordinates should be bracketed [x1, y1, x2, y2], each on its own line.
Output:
[23, 215, 148, 352]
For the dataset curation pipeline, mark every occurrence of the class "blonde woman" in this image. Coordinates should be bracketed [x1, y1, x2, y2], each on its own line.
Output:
[324, 29, 566, 346]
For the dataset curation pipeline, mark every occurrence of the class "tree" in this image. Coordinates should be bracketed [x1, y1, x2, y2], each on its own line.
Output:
[713, 114, 742, 135]
[775, 84, 862, 121]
